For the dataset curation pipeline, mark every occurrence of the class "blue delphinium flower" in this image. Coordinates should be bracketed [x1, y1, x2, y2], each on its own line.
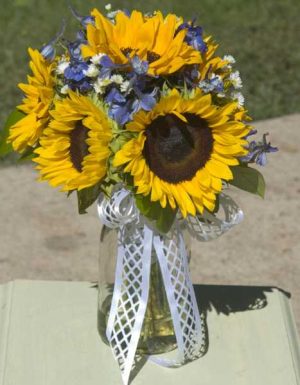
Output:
[131, 56, 149, 75]
[199, 75, 224, 94]
[132, 87, 157, 112]
[68, 40, 84, 61]
[245, 129, 258, 138]
[240, 133, 278, 166]
[40, 44, 56, 62]
[104, 54, 158, 125]
[110, 101, 134, 125]
[106, 88, 133, 125]
[123, 9, 131, 17]
[76, 80, 93, 93]
[106, 88, 127, 105]
[127, 56, 153, 94]
[63, 39, 86, 83]
[69, 5, 94, 27]
[177, 21, 207, 53]
[62, 32, 93, 92]
[64, 61, 88, 82]
[100, 56, 118, 78]
[210, 76, 224, 93]
[98, 55, 128, 78]
[106, 86, 158, 125]
[40, 20, 66, 61]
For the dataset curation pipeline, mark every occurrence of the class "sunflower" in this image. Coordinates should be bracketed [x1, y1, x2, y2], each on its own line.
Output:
[34, 92, 112, 191]
[81, 9, 202, 76]
[8, 48, 55, 152]
[113, 89, 250, 217]
[198, 36, 228, 81]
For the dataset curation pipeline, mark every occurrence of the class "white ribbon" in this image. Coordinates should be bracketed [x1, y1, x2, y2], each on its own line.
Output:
[97, 188, 243, 384]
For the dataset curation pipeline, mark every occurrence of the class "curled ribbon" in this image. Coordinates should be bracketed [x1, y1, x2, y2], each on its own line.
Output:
[97, 188, 243, 384]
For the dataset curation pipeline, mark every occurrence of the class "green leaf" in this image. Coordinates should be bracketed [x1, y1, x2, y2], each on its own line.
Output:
[229, 165, 266, 198]
[18, 146, 37, 162]
[135, 194, 159, 220]
[109, 132, 134, 154]
[156, 204, 177, 234]
[135, 193, 177, 234]
[77, 183, 102, 214]
[0, 109, 25, 157]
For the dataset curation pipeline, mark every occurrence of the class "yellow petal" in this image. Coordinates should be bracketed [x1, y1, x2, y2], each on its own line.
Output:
[205, 159, 233, 180]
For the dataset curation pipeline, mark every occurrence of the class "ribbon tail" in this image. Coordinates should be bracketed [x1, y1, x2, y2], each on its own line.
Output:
[106, 221, 153, 385]
[152, 225, 205, 367]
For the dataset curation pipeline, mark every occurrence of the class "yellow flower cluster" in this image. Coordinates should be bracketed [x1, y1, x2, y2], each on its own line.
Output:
[114, 89, 250, 217]
[8, 49, 54, 152]
[7, 8, 251, 218]
[81, 9, 202, 76]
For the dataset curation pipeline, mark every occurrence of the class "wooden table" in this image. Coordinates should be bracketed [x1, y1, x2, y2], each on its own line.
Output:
[0, 280, 299, 384]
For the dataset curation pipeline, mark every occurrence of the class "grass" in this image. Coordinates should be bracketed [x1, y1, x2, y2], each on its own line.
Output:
[1, 0, 299, 133]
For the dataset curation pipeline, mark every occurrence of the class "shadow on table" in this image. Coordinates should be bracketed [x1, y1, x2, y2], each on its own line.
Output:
[193, 284, 290, 358]
[91, 282, 291, 384]
[194, 284, 290, 316]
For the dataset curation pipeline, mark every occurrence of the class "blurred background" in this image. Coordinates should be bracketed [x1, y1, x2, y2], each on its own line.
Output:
[0, 0, 299, 326]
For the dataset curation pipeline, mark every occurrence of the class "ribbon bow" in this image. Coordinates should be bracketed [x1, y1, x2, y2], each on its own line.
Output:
[97, 188, 243, 384]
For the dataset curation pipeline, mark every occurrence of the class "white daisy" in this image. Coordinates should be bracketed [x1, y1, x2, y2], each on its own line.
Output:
[107, 10, 119, 20]
[232, 91, 245, 107]
[94, 78, 111, 94]
[83, 64, 100, 78]
[91, 53, 106, 65]
[120, 80, 131, 93]
[56, 60, 69, 75]
[229, 71, 243, 89]
[110, 74, 124, 84]
[223, 55, 236, 64]
[60, 84, 69, 95]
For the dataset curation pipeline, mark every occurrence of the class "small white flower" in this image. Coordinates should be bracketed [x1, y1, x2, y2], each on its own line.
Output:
[84, 64, 100, 78]
[232, 91, 245, 107]
[120, 80, 131, 93]
[93, 77, 111, 94]
[56, 61, 69, 75]
[229, 70, 243, 89]
[217, 92, 226, 98]
[110, 74, 124, 84]
[223, 55, 236, 64]
[107, 10, 119, 20]
[105, 3, 112, 10]
[91, 53, 106, 65]
[60, 84, 69, 95]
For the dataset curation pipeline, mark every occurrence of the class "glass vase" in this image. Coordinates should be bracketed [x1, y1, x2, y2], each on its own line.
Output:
[97, 222, 191, 355]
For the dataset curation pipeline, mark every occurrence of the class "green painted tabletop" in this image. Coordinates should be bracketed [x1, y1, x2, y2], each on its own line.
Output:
[0, 280, 299, 385]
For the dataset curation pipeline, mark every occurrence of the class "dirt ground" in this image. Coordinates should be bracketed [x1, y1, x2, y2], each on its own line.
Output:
[0, 114, 299, 329]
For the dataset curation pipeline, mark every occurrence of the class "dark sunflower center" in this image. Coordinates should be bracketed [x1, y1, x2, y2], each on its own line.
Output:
[147, 51, 161, 63]
[70, 121, 89, 172]
[142, 113, 213, 183]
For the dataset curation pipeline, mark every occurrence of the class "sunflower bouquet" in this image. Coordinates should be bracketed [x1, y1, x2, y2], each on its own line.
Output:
[2, 4, 277, 232]
[2, 5, 279, 382]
